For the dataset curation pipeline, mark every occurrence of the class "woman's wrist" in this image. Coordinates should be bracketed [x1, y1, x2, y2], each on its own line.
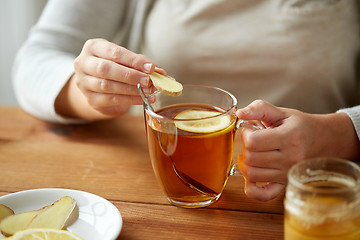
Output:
[314, 112, 360, 161]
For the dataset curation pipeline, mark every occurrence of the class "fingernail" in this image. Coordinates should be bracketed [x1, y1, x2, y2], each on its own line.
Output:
[148, 95, 156, 103]
[140, 76, 149, 86]
[143, 63, 153, 73]
[143, 88, 151, 94]
[241, 107, 252, 115]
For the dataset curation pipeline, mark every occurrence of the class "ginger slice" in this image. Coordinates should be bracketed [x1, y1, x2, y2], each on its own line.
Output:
[0, 196, 78, 237]
[27, 196, 79, 230]
[149, 72, 183, 96]
[0, 205, 49, 237]
[0, 204, 14, 222]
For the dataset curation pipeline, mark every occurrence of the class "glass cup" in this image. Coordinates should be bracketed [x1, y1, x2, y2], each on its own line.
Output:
[141, 84, 254, 208]
[284, 157, 360, 240]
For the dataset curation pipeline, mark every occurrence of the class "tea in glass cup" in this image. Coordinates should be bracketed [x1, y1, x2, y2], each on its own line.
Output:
[143, 85, 238, 208]
[284, 157, 360, 240]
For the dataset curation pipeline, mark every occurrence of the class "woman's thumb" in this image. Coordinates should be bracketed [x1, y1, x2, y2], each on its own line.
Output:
[236, 100, 286, 127]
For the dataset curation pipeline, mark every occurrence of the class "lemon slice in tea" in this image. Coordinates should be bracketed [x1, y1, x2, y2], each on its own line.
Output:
[174, 110, 232, 133]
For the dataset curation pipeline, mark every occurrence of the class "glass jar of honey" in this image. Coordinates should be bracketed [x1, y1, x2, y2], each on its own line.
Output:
[284, 157, 360, 240]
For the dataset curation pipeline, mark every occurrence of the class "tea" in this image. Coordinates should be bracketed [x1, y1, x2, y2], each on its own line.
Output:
[146, 103, 236, 207]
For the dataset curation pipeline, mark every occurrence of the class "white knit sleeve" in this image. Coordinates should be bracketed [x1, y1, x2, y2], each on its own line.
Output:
[337, 105, 360, 140]
[12, 0, 128, 124]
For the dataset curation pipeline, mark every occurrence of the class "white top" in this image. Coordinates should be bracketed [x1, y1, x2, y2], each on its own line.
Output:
[12, 0, 360, 139]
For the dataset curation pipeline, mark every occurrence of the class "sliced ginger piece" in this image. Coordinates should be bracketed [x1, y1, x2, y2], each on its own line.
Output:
[149, 72, 183, 96]
[27, 196, 78, 230]
[0, 204, 14, 222]
[0, 196, 78, 237]
[0, 207, 46, 237]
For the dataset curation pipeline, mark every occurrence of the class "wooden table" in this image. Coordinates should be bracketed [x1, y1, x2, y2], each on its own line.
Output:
[0, 106, 284, 240]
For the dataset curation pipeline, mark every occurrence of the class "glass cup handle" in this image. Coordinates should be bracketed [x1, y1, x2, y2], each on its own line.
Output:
[236, 119, 265, 131]
[230, 119, 265, 176]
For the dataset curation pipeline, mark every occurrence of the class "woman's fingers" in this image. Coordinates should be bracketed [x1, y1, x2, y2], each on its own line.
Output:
[241, 127, 284, 152]
[236, 99, 287, 127]
[83, 38, 155, 73]
[240, 150, 286, 169]
[70, 38, 160, 117]
[238, 150, 287, 201]
[94, 105, 132, 117]
[75, 55, 152, 87]
[238, 159, 285, 183]
[235, 100, 299, 201]
[85, 91, 144, 109]
[154, 66, 167, 75]
[244, 180, 285, 202]
[78, 75, 155, 96]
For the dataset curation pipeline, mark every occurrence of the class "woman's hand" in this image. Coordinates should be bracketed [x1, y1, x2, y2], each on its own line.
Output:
[55, 38, 164, 120]
[236, 100, 360, 201]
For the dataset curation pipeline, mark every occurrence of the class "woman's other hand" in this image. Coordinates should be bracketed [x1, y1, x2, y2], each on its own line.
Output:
[236, 100, 360, 201]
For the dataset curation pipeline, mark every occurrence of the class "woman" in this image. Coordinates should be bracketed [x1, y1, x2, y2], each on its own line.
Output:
[13, 0, 360, 201]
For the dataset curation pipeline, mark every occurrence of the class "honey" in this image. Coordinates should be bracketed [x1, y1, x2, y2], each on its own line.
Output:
[284, 158, 360, 240]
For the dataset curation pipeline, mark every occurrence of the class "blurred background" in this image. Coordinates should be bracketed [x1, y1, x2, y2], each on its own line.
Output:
[0, 0, 47, 105]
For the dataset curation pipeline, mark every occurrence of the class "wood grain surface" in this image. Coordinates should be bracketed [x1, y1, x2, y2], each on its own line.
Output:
[0, 106, 284, 240]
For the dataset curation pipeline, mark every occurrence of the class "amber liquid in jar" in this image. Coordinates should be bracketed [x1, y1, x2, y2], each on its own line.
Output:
[285, 159, 360, 240]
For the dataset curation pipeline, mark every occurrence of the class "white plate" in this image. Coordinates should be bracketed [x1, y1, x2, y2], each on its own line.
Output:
[0, 188, 122, 240]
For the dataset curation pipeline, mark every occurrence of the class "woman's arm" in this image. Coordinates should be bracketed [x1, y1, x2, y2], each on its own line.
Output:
[12, 0, 147, 123]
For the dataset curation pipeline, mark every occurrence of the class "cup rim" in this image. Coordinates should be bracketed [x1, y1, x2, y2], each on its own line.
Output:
[144, 84, 238, 122]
